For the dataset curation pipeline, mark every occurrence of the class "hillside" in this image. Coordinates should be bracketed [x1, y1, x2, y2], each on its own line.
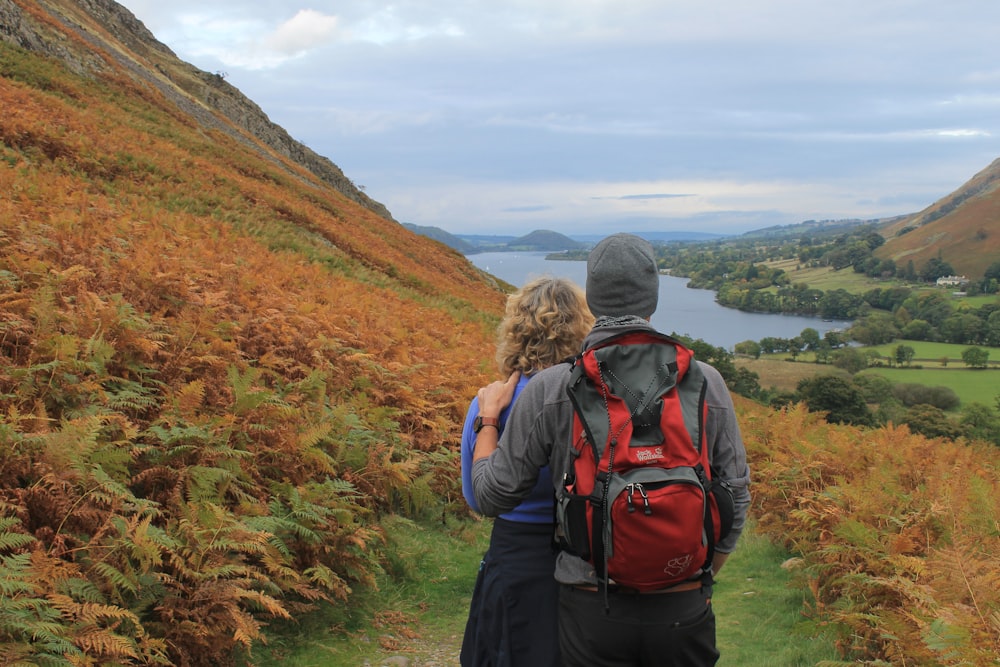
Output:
[401, 222, 476, 254]
[877, 157, 1000, 279]
[508, 228, 584, 251]
[1, 0, 393, 220]
[406, 225, 585, 253]
[741, 215, 908, 241]
[0, 0, 506, 663]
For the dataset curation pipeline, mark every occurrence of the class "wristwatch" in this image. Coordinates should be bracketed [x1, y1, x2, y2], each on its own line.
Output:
[473, 415, 500, 433]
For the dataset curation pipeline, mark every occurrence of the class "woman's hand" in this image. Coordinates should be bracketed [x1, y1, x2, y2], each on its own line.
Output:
[473, 370, 520, 462]
[477, 371, 520, 419]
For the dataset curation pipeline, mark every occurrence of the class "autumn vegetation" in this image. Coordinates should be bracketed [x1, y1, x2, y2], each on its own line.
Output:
[1, 35, 503, 666]
[3, 5, 1000, 666]
[743, 400, 1000, 665]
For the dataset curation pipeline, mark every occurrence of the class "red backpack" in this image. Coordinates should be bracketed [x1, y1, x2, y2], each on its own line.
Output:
[556, 331, 733, 592]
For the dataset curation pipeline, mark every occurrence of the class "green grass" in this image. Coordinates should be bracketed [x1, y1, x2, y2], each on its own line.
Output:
[858, 341, 999, 407]
[762, 259, 890, 292]
[762, 340, 999, 408]
[857, 366, 1000, 407]
[955, 294, 1000, 308]
[715, 525, 840, 666]
[762, 259, 1000, 307]
[865, 340, 999, 365]
[245, 513, 490, 667]
[246, 515, 840, 666]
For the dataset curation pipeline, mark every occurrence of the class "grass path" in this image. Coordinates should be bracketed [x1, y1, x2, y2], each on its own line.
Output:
[250, 515, 840, 666]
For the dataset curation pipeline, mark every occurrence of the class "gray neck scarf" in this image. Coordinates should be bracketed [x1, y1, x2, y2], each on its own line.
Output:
[593, 315, 649, 328]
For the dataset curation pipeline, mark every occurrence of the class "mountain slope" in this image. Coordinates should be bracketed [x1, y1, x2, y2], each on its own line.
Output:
[1, 0, 505, 662]
[403, 222, 477, 254]
[877, 157, 1000, 279]
[3, 0, 393, 219]
[508, 229, 585, 251]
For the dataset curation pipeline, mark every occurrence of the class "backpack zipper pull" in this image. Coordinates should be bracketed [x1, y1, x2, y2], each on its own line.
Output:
[626, 483, 636, 513]
[636, 483, 652, 515]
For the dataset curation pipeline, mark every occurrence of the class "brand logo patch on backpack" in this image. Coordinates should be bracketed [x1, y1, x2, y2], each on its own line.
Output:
[555, 331, 734, 592]
[634, 447, 664, 463]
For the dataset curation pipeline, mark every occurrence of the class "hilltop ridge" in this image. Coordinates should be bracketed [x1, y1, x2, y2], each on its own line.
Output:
[1, 0, 506, 662]
[877, 156, 1000, 279]
[1, 0, 393, 220]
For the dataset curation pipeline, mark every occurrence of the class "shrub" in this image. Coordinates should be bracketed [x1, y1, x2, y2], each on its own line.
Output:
[892, 383, 961, 410]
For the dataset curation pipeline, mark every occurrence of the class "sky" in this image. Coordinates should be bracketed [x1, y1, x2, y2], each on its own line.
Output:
[116, 0, 1000, 238]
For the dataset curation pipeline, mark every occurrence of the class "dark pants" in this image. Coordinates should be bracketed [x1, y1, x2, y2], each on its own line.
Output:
[558, 583, 719, 667]
[460, 518, 560, 667]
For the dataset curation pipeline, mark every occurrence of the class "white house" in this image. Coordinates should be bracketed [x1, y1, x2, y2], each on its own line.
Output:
[936, 275, 969, 287]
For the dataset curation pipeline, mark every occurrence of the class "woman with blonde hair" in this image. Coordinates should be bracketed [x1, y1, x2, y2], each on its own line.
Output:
[460, 276, 593, 667]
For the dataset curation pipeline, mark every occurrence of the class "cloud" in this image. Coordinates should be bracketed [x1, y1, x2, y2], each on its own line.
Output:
[116, 0, 1000, 236]
[152, 7, 340, 69]
[264, 10, 339, 56]
[502, 205, 553, 213]
[933, 129, 991, 138]
[612, 194, 695, 201]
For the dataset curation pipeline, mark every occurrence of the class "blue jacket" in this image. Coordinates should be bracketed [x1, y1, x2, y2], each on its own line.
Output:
[461, 373, 555, 523]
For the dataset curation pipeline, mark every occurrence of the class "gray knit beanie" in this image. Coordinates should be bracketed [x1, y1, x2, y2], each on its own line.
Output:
[585, 233, 659, 318]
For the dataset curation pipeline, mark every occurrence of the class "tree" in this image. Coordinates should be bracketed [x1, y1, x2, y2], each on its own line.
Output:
[759, 336, 788, 354]
[960, 402, 1000, 446]
[962, 346, 990, 369]
[832, 347, 868, 374]
[902, 291, 954, 326]
[919, 257, 955, 282]
[814, 340, 832, 364]
[901, 319, 933, 341]
[734, 340, 762, 358]
[796, 375, 873, 426]
[892, 383, 960, 411]
[823, 329, 848, 349]
[849, 312, 899, 345]
[788, 336, 804, 360]
[902, 404, 963, 440]
[853, 374, 894, 403]
[940, 313, 985, 345]
[893, 344, 915, 367]
[984, 260, 1000, 283]
[799, 327, 821, 351]
[819, 289, 863, 319]
[986, 311, 1000, 347]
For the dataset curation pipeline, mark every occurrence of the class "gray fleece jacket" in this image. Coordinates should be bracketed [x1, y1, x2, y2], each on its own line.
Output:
[471, 320, 752, 586]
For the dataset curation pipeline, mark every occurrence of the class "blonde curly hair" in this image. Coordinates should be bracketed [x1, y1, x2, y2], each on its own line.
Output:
[495, 277, 594, 375]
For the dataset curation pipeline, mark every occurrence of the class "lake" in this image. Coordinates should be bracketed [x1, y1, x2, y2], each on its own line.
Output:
[468, 252, 851, 350]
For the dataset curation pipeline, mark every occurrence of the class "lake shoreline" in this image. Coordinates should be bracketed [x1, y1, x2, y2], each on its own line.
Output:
[469, 252, 851, 350]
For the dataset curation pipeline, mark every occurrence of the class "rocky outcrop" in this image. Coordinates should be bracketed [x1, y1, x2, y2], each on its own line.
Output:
[0, 0, 394, 221]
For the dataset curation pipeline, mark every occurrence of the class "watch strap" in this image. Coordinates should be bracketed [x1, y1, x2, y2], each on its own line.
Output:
[474, 416, 500, 433]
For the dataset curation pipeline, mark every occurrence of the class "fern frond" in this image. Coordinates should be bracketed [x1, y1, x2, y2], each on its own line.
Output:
[0, 527, 36, 554]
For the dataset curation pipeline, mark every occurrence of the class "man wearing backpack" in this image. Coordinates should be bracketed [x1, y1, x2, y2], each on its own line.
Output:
[471, 233, 751, 667]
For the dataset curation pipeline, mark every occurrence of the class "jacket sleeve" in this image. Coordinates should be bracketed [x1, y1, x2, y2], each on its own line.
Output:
[471, 380, 551, 516]
[459, 397, 481, 513]
[700, 362, 752, 554]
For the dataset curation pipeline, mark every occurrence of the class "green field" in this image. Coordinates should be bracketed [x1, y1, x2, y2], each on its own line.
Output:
[762, 259, 893, 292]
[866, 340, 999, 365]
[760, 259, 1000, 309]
[857, 366, 1000, 407]
[755, 340, 1000, 408]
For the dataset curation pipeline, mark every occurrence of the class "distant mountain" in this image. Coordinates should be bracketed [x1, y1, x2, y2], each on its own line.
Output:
[876, 157, 1000, 279]
[571, 231, 727, 243]
[740, 217, 907, 241]
[507, 229, 586, 251]
[402, 223, 476, 254]
[406, 227, 584, 253]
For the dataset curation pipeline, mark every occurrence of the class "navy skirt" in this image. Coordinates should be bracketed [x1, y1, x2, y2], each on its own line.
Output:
[460, 518, 560, 667]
